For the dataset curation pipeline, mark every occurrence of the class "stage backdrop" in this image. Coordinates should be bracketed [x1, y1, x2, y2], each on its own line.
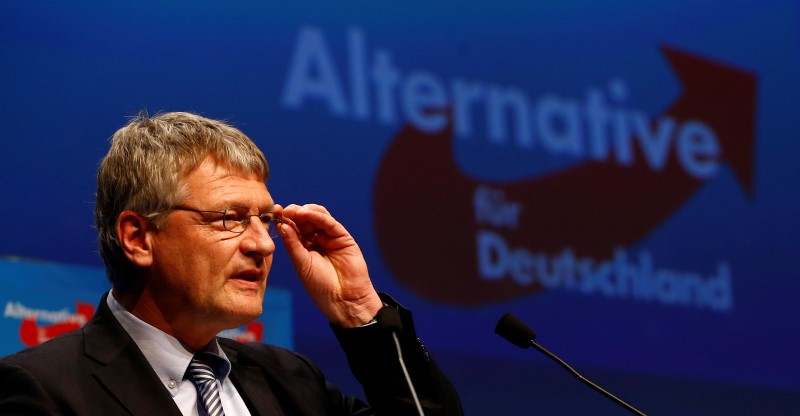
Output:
[2, 1, 799, 414]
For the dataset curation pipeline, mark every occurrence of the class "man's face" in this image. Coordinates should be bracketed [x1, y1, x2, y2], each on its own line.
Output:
[147, 157, 276, 332]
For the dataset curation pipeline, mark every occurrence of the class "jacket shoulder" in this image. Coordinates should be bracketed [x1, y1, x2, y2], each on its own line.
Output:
[218, 338, 321, 376]
[1, 328, 86, 371]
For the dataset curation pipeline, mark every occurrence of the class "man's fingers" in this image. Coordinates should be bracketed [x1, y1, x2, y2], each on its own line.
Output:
[277, 215, 300, 237]
[283, 204, 342, 237]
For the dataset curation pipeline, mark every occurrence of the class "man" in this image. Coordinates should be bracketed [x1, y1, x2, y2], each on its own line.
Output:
[0, 112, 462, 415]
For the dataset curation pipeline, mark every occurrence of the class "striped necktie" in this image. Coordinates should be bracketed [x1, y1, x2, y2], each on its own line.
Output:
[188, 354, 226, 416]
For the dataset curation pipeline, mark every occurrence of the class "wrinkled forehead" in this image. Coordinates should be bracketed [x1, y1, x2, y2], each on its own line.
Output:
[179, 157, 272, 209]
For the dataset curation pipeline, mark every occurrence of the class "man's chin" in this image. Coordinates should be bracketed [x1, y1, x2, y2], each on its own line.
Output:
[210, 292, 264, 327]
[224, 304, 262, 325]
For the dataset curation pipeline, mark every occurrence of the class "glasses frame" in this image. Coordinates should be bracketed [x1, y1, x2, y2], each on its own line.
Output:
[172, 205, 281, 239]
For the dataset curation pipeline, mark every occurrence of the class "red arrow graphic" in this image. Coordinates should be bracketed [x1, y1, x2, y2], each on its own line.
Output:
[232, 322, 264, 343]
[373, 47, 757, 305]
[19, 302, 95, 346]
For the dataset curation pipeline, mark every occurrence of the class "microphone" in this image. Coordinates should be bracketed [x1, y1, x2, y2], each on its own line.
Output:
[495, 313, 647, 416]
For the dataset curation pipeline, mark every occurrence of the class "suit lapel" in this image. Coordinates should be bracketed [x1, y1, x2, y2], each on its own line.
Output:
[83, 293, 184, 416]
[92, 346, 183, 416]
[225, 347, 285, 416]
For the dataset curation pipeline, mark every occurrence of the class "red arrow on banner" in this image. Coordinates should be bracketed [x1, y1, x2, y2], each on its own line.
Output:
[19, 302, 95, 346]
[232, 322, 264, 343]
[373, 46, 757, 305]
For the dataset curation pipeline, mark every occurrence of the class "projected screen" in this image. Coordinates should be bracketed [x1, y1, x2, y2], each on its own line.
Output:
[2, 1, 799, 413]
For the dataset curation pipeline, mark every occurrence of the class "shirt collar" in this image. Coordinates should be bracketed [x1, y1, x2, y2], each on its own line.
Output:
[106, 291, 232, 396]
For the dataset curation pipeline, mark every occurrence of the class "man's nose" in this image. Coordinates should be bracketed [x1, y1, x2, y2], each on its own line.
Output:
[239, 217, 276, 257]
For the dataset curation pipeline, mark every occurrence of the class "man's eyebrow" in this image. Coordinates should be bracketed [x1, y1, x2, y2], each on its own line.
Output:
[211, 201, 275, 212]
[254, 203, 277, 214]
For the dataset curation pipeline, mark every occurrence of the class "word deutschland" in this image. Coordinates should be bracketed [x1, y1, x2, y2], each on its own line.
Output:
[282, 26, 722, 179]
[478, 231, 733, 312]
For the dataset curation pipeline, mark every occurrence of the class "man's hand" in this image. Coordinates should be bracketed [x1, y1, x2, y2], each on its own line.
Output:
[277, 204, 383, 328]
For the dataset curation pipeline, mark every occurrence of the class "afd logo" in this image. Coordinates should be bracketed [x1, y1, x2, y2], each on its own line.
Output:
[4, 301, 95, 346]
[218, 322, 264, 344]
[281, 26, 756, 311]
[4, 301, 265, 345]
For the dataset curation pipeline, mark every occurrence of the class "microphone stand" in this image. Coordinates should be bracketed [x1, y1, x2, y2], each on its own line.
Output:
[529, 340, 646, 416]
[495, 313, 647, 415]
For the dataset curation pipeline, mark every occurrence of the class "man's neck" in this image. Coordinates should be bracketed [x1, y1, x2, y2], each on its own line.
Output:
[110, 288, 218, 352]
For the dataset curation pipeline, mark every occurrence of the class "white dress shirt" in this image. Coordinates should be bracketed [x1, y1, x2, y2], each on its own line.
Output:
[107, 292, 252, 416]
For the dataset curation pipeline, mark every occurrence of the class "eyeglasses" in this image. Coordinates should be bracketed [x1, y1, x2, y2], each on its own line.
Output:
[173, 206, 281, 238]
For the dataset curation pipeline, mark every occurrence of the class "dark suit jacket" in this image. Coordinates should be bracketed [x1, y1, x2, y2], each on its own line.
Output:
[0, 293, 462, 415]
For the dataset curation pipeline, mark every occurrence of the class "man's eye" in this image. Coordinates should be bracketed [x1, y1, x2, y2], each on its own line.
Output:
[223, 210, 245, 222]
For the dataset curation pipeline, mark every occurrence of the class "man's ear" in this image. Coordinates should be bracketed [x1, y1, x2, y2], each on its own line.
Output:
[117, 211, 155, 267]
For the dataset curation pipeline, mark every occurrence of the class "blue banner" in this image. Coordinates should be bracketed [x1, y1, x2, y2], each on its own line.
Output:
[2, 0, 799, 413]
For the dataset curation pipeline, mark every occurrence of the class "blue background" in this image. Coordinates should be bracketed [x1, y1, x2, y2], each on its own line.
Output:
[2, 1, 799, 414]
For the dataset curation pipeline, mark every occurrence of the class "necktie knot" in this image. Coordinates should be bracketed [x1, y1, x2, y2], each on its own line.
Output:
[189, 354, 226, 416]
[190, 355, 217, 383]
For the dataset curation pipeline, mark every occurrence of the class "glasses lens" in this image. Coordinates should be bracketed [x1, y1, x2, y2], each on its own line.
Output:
[222, 207, 248, 233]
[221, 207, 280, 238]
[267, 218, 280, 239]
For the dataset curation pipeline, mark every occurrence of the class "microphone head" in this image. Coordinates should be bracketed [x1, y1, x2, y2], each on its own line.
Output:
[495, 313, 537, 349]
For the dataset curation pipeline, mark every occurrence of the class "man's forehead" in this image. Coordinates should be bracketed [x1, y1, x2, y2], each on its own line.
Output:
[181, 159, 271, 208]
